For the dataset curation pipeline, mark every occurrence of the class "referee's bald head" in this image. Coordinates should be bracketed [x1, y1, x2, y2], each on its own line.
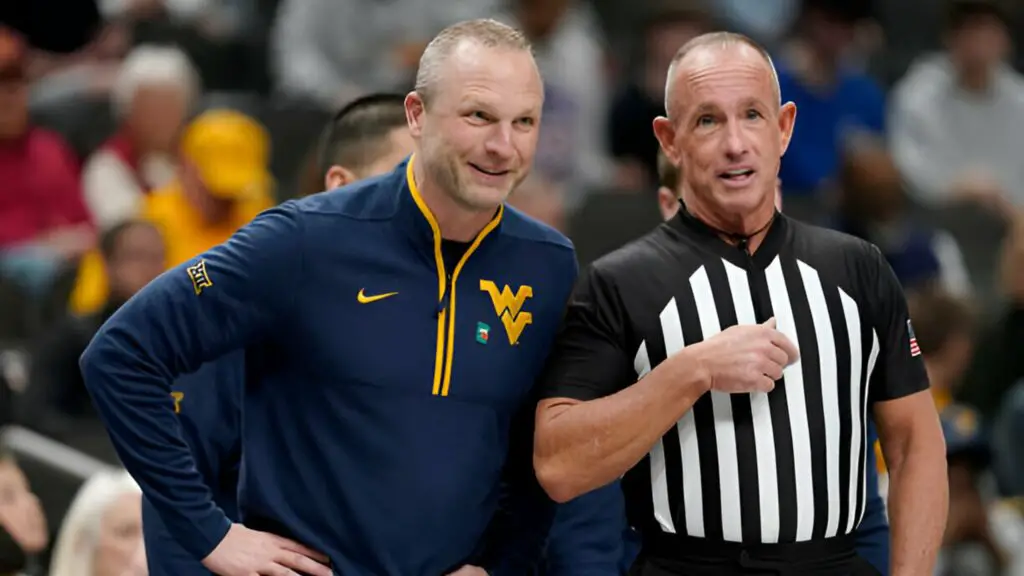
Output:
[663, 32, 781, 121]
[317, 93, 414, 192]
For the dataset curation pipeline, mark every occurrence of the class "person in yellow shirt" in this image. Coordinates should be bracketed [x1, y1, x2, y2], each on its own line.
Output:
[71, 110, 275, 313]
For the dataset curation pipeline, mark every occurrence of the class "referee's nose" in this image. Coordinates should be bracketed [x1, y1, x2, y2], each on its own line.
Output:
[723, 121, 749, 160]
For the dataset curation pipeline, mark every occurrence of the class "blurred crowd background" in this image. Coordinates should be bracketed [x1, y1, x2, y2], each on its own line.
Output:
[1, 0, 1024, 574]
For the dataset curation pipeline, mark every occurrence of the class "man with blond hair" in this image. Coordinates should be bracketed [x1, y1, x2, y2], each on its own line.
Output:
[83, 19, 573, 576]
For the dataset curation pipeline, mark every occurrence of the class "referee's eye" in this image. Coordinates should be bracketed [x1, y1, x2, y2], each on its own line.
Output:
[745, 109, 763, 120]
[696, 115, 716, 128]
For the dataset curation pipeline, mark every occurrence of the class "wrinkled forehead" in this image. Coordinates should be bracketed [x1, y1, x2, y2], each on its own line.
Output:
[670, 43, 779, 116]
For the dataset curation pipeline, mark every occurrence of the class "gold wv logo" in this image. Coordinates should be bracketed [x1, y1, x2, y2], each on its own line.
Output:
[480, 280, 533, 345]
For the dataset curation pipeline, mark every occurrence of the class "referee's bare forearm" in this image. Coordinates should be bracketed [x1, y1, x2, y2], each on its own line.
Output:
[534, 348, 711, 502]
[876, 391, 947, 576]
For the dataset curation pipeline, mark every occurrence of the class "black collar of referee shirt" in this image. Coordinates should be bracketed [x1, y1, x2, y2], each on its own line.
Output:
[669, 198, 788, 269]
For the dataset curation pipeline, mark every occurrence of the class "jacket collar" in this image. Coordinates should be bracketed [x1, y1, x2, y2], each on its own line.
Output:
[393, 155, 505, 273]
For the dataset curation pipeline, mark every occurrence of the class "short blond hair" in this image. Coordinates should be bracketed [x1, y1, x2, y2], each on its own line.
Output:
[415, 19, 532, 106]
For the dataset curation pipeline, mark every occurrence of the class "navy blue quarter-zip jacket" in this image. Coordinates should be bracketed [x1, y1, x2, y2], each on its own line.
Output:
[81, 156, 578, 575]
[142, 351, 244, 575]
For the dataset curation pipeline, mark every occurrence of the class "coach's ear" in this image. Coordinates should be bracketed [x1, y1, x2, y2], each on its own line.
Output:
[324, 165, 357, 190]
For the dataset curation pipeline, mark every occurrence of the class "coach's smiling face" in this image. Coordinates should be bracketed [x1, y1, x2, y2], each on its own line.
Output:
[407, 40, 543, 213]
[654, 40, 796, 235]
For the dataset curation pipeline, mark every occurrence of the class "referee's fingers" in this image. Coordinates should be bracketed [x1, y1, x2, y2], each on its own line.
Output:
[758, 374, 776, 392]
[764, 344, 789, 371]
[768, 330, 799, 363]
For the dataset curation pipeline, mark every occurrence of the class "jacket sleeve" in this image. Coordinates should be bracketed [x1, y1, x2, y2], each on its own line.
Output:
[79, 203, 304, 560]
[544, 482, 628, 576]
[473, 403, 557, 576]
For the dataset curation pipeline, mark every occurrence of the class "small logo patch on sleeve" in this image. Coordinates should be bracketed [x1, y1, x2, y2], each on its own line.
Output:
[186, 259, 213, 295]
[907, 319, 921, 357]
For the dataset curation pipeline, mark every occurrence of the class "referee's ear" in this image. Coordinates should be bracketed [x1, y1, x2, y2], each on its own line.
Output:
[324, 165, 358, 191]
[777, 101, 797, 154]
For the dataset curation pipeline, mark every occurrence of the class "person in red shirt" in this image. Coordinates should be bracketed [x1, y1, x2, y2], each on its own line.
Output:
[0, 33, 94, 295]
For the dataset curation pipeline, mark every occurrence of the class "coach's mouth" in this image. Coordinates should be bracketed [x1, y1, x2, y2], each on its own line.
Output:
[469, 163, 510, 177]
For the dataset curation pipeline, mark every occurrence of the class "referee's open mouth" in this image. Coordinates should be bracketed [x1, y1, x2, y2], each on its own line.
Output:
[469, 162, 510, 177]
[718, 167, 755, 186]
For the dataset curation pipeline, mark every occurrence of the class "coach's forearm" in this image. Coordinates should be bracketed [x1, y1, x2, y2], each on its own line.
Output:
[534, 349, 710, 502]
[886, 438, 947, 576]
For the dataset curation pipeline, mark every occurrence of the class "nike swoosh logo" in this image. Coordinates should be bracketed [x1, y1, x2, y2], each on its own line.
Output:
[357, 289, 398, 304]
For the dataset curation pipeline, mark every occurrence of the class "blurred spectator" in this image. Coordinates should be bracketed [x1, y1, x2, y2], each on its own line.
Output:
[121, 540, 146, 576]
[507, 173, 568, 233]
[607, 1, 710, 190]
[102, 0, 273, 93]
[0, 1, 102, 54]
[832, 138, 971, 297]
[936, 403, 1024, 576]
[497, 0, 610, 200]
[710, 0, 800, 49]
[775, 0, 885, 198]
[270, 0, 496, 109]
[82, 45, 198, 231]
[0, 455, 48, 573]
[906, 286, 976, 411]
[48, 470, 141, 576]
[959, 212, 1024, 418]
[20, 221, 164, 459]
[889, 0, 1024, 213]
[70, 109, 273, 315]
[0, 36, 95, 298]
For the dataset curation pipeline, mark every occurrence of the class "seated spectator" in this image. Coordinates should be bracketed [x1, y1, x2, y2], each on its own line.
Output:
[906, 286, 976, 411]
[0, 454, 48, 573]
[48, 470, 142, 576]
[70, 109, 274, 314]
[0, 34, 94, 298]
[936, 403, 1024, 576]
[607, 1, 710, 189]
[507, 173, 567, 233]
[20, 221, 164, 461]
[890, 0, 1024, 212]
[959, 213, 1024, 418]
[774, 0, 885, 198]
[497, 0, 611, 198]
[832, 138, 971, 297]
[82, 44, 198, 231]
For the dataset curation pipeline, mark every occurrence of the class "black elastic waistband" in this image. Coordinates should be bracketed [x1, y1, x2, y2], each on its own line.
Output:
[643, 531, 857, 563]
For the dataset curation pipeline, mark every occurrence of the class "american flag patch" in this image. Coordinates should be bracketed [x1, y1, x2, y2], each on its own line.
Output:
[907, 319, 921, 357]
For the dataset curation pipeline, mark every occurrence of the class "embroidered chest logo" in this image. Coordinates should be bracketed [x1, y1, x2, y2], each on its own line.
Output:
[479, 280, 533, 345]
[186, 260, 213, 295]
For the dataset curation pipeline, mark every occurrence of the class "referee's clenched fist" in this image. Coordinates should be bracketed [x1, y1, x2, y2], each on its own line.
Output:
[693, 317, 798, 393]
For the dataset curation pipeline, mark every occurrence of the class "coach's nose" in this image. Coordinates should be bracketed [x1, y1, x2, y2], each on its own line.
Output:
[484, 122, 516, 160]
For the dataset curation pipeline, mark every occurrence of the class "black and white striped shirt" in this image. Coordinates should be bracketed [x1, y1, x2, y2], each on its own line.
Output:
[539, 208, 928, 546]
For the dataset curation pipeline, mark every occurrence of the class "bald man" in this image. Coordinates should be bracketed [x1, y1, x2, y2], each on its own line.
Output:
[534, 32, 946, 575]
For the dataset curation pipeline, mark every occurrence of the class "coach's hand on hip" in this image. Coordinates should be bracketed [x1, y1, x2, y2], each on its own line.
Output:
[202, 524, 331, 576]
[694, 317, 798, 393]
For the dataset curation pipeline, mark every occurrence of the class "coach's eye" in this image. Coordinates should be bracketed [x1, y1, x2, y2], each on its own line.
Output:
[516, 117, 535, 127]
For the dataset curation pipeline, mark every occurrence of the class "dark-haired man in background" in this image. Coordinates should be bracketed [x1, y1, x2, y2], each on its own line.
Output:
[140, 93, 415, 576]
